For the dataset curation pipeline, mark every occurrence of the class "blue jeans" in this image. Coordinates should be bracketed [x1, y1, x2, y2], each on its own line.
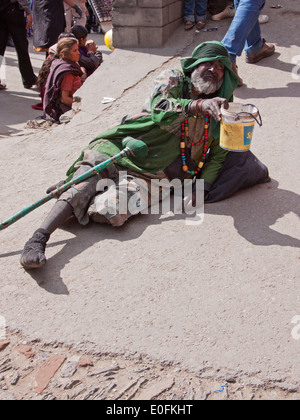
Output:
[221, 0, 265, 62]
[184, 0, 207, 22]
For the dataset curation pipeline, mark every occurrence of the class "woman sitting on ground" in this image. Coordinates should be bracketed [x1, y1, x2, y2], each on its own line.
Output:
[43, 37, 84, 122]
[32, 33, 77, 111]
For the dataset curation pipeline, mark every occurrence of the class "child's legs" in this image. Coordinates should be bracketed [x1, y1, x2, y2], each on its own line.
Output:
[195, 0, 208, 21]
[184, 0, 196, 22]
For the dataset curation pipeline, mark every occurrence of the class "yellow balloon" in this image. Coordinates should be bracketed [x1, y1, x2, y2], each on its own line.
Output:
[104, 29, 114, 51]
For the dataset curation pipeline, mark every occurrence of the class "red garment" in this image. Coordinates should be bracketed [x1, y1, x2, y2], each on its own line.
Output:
[43, 58, 83, 121]
[32, 86, 46, 110]
[60, 73, 82, 99]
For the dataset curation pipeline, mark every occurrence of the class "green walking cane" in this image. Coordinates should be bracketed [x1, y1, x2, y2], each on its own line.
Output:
[0, 138, 148, 232]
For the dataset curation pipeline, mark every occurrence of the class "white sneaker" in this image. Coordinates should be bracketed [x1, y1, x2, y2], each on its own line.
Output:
[259, 15, 269, 24]
[211, 6, 235, 21]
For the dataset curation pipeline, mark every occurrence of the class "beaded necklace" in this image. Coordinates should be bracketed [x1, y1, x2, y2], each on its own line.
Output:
[180, 113, 210, 176]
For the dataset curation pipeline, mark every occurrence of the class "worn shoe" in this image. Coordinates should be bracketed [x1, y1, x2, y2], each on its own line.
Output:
[184, 21, 194, 31]
[20, 229, 50, 270]
[23, 75, 38, 89]
[196, 20, 206, 30]
[232, 62, 243, 87]
[211, 6, 235, 21]
[245, 39, 275, 64]
[0, 82, 7, 90]
[258, 14, 269, 24]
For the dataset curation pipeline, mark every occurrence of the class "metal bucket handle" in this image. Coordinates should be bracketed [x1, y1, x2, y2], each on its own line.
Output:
[234, 103, 263, 127]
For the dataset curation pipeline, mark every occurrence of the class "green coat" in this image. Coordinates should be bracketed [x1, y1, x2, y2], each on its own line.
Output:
[66, 41, 238, 187]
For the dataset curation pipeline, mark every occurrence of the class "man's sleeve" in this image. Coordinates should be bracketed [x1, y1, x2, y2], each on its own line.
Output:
[60, 74, 74, 92]
[79, 51, 103, 72]
[16, 0, 32, 15]
[149, 69, 191, 126]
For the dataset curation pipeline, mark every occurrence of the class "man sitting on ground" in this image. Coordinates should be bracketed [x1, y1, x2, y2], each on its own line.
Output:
[20, 41, 270, 270]
[71, 25, 103, 78]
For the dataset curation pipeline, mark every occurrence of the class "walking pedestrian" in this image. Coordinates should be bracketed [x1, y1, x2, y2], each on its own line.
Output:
[64, 0, 88, 32]
[221, 0, 275, 86]
[0, 0, 37, 89]
[32, 0, 83, 53]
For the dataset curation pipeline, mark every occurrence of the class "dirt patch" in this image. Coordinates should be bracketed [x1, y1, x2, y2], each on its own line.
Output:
[0, 330, 298, 400]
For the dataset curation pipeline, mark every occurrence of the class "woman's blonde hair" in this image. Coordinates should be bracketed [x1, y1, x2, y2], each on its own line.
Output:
[56, 37, 78, 60]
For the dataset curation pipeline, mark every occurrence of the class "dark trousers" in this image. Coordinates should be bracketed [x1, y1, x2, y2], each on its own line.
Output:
[0, 4, 36, 86]
[184, 1, 229, 19]
[208, 0, 230, 15]
[205, 151, 270, 203]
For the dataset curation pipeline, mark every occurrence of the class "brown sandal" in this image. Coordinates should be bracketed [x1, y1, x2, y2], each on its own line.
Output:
[196, 20, 206, 30]
[184, 21, 194, 31]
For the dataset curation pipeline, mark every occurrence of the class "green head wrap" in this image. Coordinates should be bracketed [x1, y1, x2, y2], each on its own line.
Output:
[181, 41, 238, 102]
[181, 41, 239, 138]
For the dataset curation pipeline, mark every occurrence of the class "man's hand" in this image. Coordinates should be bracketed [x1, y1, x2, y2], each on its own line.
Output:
[80, 67, 87, 83]
[26, 13, 33, 30]
[201, 97, 228, 121]
[73, 4, 83, 18]
[86, 40, 98, 53]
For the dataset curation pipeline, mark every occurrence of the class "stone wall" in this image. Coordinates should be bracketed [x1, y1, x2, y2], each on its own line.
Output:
[112, 0, 184, 48]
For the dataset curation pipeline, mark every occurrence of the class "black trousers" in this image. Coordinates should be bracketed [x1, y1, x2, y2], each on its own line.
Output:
[208, 0, 230, 15]
[0, 4, 36, 86]
[205, 151, 270, 203]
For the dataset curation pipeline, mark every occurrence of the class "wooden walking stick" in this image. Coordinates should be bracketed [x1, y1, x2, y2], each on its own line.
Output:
[0, 138, 148, 231]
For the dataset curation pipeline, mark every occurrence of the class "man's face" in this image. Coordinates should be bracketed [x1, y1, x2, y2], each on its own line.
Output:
[191, 60, 225, 95]
[79, 36, 87, 48]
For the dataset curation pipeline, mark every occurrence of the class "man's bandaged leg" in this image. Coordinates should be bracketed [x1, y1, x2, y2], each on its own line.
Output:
[88, 173, 151, 227]
[58, 150, 118, 225]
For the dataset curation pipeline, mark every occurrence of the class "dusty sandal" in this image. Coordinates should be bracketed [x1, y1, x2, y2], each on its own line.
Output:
[196, 21, 206, 30]
[185, 21, 194, 30]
